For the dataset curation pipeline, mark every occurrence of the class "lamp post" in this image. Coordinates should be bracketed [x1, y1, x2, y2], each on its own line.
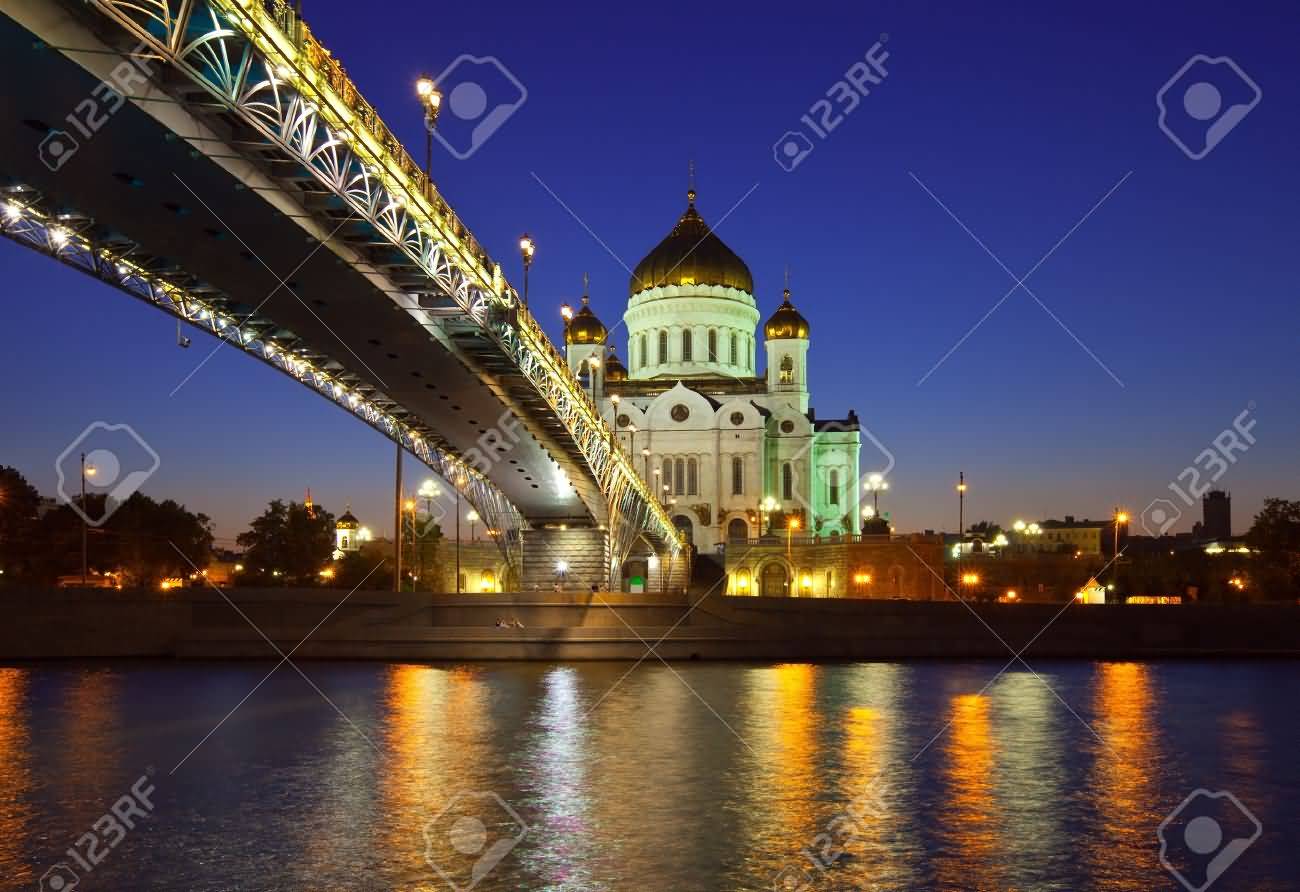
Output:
[957, 472, 967, 539]
[404, 498, 418, 588]
[519, 234, 535, 306]
[80, 454, 96, 586]
[626, 423, 637, 458]
[467, 509, 479, 543]
[454, 473, 464, 595]
[787, 516, 800, 559]
[1113, 508, 1129, 588]
[761, 496, 779, 537]
[588, 355, 601, 401]
[415, 75, 442, 180]
[864, 473, 889, 519]
[641, 447, 650, 483]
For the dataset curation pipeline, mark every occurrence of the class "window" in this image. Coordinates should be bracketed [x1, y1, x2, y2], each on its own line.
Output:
[829, 469, 840, 505]
[687, 458, 698, 495]
[682, 329, 693, 362]
[730, 332, 738, 366]
[731, 456, 744, 495]
[707, 329, 718, 362]
[658, 330, 668, 364]
[779, 355, 794, 384]
[674, 458, 685, 495]
[782, 463, 793, 501]
[662, 459, 672, 493]
[639, 334, 647, 369]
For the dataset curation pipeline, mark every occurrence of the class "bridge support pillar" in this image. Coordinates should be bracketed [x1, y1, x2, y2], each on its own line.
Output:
[520, 527, 609, 592]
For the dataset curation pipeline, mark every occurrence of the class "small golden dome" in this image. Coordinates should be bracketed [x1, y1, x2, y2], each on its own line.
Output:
[604, 349, 628, 382]
[630, 188, 753, 296]
[764, 289, 810, 339]
[336, 507, 359, 530]
[565, 295, 607, 345]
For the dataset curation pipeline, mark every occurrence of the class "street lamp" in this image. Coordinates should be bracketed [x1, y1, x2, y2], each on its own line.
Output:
[519, 233, 535, 306]
[415, 75, 442, 179]
[761, 496, 779, 536]
[787, 515, 800, 559]
[960, 571, 981, 600]
[957, 471, 967, 538]
[467, 509, 479, 542]
[641, 447, 651, 483]
[864, 472, 889, 515]
[1113, 508, 1129, 586]
[80, 454, 96, 586]
[626, 423, 637, 457]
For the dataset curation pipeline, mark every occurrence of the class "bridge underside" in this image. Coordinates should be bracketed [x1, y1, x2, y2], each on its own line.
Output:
[0, 7, 600, 520]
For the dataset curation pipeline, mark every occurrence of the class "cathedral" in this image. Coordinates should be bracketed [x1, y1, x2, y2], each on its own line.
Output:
[563, 183, 863, 554]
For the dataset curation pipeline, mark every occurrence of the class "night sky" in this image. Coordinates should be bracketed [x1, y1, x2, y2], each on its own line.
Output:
[3, 0, 1297, 546]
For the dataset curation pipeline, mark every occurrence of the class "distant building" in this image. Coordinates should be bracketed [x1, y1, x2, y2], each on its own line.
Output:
[1193, 490, 1231, 541]
[334, 506, 371, 559]
[1012, 516, 1110, 556]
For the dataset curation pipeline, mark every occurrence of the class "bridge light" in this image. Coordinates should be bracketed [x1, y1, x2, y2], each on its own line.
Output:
[4, 203, 20, 221]
[50, 227, 68, 247]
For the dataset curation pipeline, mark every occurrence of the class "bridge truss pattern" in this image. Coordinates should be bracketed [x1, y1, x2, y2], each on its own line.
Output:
[10, 0, 685, 580]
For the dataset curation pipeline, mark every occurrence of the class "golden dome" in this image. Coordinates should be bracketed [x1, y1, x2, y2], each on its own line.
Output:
[336, 507, 359, 530]
[604, 349, 628, 382]
[630, 188, 753, 296]
[565, 295, 607, 345]
[764, 289, 809, 339]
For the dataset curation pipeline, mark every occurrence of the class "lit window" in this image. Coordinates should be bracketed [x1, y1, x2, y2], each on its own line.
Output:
[779, 355, 794, 384]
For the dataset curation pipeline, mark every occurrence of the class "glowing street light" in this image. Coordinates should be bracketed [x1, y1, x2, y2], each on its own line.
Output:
[1113, 507, 1129, 586]
[863, 473, 889, 515]
[519, 233, 536, 306]
[787, 515, 800, 559]
[80, 453, 96, 586]
[466, 509, 479, 542]
[414, 74, 442, 177]
[761, 496, 779, 536]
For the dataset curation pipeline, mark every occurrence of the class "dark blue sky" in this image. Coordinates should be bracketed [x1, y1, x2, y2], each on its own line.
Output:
[4, 0, 1297, 544]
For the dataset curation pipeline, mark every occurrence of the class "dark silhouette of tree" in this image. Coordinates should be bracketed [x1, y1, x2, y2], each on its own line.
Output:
[25, 492, 212, 586]
[236, 500, 335, 585]
[967, 520, 1003, 540]
[0, 466, 41, 577]
[336, 539, 394, 591]
[1247, 498, 1300, 598]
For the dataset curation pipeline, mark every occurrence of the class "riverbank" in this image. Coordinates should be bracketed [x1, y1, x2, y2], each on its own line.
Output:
[2, 587, 1298, 661]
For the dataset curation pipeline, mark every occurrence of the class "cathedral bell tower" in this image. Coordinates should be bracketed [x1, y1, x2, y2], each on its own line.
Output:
[763, 277, 811, 413]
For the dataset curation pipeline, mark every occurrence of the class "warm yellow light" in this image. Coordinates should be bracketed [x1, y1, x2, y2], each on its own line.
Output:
[560, 303, 573, 321]
[1006, 590, 1018, 599]
[1115, 511, 1130, 524]
[404, 499, 416, 511]
[610, 394, 620, 405]
[957, 483, 967, 492]
[416, 76, 435, 98]
[800, 575, 812, 589]
[519, 234, 535, 258]
[789, 517, 800, 531]
[588, 357, 601, 369]
[319, 567, 336, 580]
[961, 572, 980, 585]
[1013, 519, 1026, 532]
[467, 510, 480, 523]
[234, 564, 244, 572]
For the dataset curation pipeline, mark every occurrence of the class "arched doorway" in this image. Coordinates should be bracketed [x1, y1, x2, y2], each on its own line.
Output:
[760, 562, 789, 597]
[621, 558, 650, 593]
[673, 515, 694, 548]
[727, 517, 748, 543]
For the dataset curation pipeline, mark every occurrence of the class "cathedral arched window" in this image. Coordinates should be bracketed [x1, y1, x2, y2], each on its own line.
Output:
[731, 456, 744, 495]
[782, 462, 793, 501]
[779, 355, 794, 384]
[639, 334, 647, 369]
[829, 469, 841, 506]
[658, 330, 668, 364]
[682, 329, 693, 362]
[730, 332, 738, 366]
[707, 329, 718, 362]
[674, 458, 686, 495]
[687, 458, 698, 495]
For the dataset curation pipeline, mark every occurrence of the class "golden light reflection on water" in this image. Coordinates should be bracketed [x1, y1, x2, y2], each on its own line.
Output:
[936, 693, 1005, 890]
[0, 669, 33, 884]
[1085, 662, 1162, 887]
[59, 670, 122, 828]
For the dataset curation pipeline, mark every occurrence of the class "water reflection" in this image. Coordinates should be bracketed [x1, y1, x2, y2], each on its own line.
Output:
[0, 669, 33, 885]
[1085, 662, 1162, 886]
[935, 693, 1005, 889]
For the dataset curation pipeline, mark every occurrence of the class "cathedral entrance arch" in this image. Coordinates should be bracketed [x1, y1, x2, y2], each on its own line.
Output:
[727, 517, 749, 543]
[673, 515, 694, 548]
[760, 562, 789, 597]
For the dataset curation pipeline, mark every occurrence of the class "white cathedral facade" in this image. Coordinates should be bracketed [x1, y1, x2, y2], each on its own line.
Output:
[564, 184, 863, 554]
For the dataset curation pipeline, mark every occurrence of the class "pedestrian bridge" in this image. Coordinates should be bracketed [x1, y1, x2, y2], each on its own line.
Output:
[0, 0, 684, 587]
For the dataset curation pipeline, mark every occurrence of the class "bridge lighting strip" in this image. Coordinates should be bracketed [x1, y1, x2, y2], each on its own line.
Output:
[0, 194, 526, 561]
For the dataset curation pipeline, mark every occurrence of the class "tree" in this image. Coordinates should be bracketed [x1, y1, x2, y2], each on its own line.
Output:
[336, 539, 393, 591]
[0, 466, 42, 578]
[236, 500, 335, 585]
[1246, 498, 1300, 599]
[967, 520, 1003, 540]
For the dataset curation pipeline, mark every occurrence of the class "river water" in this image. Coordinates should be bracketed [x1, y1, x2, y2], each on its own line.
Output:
[1, 661, 1295, 891]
